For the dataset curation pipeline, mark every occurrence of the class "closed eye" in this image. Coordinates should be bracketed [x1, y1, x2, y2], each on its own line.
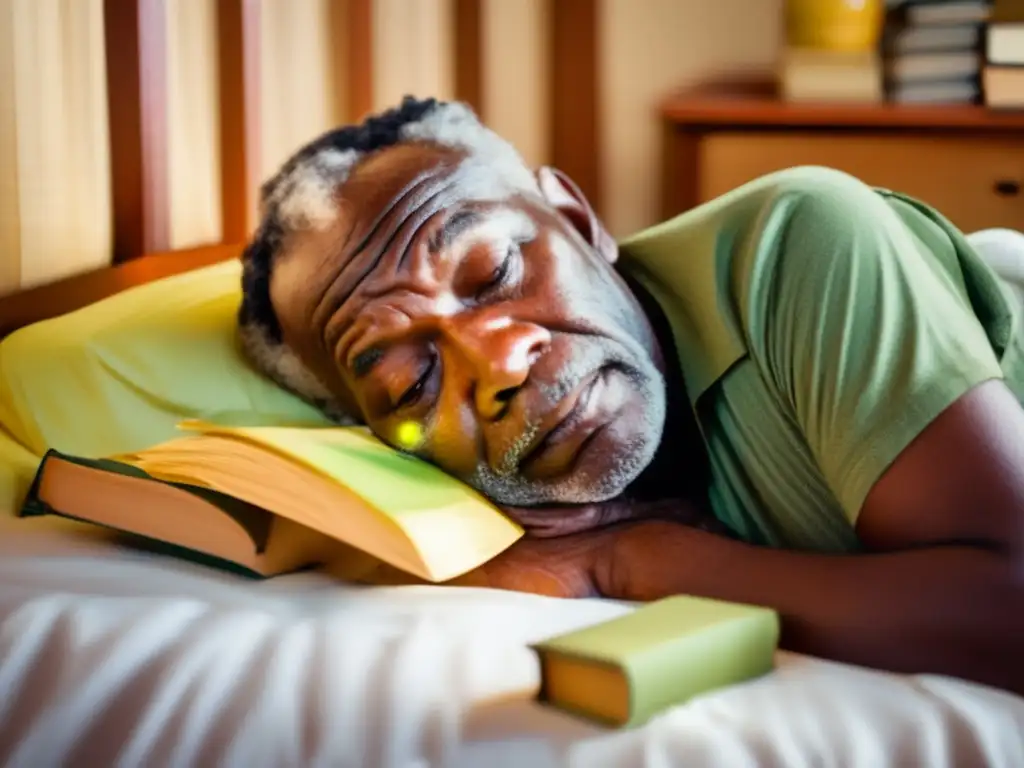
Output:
[479, 242, 521, 299]
[352, 347, 384, 378]
[395, 354, 437, 409]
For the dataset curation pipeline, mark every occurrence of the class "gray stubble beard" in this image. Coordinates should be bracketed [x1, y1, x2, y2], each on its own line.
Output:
[465, 332, 667, 508]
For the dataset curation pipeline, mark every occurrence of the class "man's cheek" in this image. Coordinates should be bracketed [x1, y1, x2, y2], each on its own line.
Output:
[421, 400, 479, 477]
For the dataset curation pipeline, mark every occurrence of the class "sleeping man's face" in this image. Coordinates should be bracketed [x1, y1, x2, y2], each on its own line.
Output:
[267, 142, 667, 507]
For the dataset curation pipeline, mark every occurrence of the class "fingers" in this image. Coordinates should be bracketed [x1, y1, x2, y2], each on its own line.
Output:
[484, 562, 596, 598]
[452, 529, 614, 598]
[450, 551, 594, 597]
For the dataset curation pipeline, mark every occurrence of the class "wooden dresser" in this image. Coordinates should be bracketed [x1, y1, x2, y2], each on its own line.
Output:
[659, 82, 1024, 234]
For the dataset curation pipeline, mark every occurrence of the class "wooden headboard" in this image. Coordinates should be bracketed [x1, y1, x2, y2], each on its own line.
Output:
[0, 1, 261, 340]
[0, 1, 604, 343]
[0, 244, 242, 341]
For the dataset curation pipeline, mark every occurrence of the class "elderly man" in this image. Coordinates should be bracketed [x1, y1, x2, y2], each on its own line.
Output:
[237, 97, 1024, 695]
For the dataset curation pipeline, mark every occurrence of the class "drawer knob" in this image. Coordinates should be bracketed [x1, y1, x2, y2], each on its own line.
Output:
[994, 180, 1021, 197]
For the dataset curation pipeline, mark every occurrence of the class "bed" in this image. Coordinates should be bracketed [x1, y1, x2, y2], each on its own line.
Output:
[9, 0, 1024, 759]
[0, 242, 1023, 768]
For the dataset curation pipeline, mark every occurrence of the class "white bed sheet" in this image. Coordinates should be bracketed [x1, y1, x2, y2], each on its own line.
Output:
[0, 518, 1022, 768]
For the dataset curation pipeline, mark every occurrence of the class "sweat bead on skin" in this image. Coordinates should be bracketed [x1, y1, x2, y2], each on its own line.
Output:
[394, 420, 425, 453]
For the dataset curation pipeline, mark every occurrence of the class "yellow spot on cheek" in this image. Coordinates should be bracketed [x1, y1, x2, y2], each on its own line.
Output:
[395, 420, 425, 451]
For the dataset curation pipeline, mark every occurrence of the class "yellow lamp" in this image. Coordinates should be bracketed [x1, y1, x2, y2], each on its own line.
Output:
[785, 0, 884, 52]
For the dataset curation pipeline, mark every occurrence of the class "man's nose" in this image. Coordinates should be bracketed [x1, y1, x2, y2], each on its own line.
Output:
[443, 312, 551, 420]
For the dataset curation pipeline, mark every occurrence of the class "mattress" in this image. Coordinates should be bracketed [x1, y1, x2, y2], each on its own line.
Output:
[0, 431, 1022, 768]
[2, 525, 1024, 768]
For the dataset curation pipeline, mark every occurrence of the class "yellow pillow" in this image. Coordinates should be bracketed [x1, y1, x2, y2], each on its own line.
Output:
[0, 424, 44, 513]
[0, 260, 332, 461]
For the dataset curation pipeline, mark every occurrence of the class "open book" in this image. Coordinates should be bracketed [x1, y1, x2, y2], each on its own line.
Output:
[18, 420, 523, 581]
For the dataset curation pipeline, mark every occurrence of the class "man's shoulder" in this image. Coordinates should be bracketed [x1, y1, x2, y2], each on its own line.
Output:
[613, 165, 991, 405]
[618, 166, 887, 275]
[613, 166, 880, 405]
[624, 165, 876, 235]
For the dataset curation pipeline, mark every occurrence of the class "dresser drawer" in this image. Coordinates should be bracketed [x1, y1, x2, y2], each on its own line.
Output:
[697, 132, 1024, 234]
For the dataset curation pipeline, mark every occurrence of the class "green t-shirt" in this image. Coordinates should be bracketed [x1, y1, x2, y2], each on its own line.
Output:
[617, 166, 1024, 552]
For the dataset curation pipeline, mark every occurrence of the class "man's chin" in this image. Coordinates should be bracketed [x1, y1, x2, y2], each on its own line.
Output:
[471, 356, 667, 508]
[468, 418, 661, 508]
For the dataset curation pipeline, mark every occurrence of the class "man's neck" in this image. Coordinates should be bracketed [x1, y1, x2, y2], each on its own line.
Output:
[619, 271, 712, 509]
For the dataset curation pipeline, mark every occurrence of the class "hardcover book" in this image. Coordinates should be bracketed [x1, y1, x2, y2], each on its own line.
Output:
[19, 420, 523, 581]
[530, 594, 780, 728]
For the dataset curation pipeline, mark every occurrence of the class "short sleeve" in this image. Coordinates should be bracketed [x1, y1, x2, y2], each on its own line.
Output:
[745, 172, 1006, 522]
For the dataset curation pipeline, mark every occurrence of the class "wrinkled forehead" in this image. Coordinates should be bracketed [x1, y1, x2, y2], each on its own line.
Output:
[269, 142, 542, 328]
[341, 142, 537, 226]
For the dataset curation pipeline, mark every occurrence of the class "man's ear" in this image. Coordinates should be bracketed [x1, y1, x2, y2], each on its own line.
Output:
[536, 166, 617, 264]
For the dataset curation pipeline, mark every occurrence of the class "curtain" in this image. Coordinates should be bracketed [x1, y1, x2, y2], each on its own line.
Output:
[0, 0, 112, 292]
[166, 0, 222, 250]
[481, 0, 551, 169]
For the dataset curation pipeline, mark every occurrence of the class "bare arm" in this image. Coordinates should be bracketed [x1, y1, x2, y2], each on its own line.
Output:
[600, 380, 1024, 695]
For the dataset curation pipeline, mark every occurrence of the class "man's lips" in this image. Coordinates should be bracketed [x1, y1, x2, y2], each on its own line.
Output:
[518, 366, 612, 477]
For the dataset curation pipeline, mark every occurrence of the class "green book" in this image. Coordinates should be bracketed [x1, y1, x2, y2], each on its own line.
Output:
[529, 595, 780, 728]
[18, 420, 523, 581]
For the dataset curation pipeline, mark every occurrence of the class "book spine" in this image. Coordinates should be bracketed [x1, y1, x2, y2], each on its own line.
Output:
[18, 450, 272, 580]
[18, 449, 58, 518]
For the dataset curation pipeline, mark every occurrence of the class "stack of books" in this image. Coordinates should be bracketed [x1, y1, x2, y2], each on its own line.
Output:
[777, 0, 887, 103]
[881, 0, 992, 104]
[983, 0, 1024, 107]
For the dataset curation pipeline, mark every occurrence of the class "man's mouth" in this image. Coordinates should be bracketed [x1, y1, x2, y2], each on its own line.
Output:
[519, 365, 617, 479]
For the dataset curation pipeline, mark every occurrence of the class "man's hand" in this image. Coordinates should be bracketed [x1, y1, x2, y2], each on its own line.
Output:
[346, 527, 616, 598]
[351, 499, 697, 599]
[443, 498, 730, 598]
[444, 526, 618, 598]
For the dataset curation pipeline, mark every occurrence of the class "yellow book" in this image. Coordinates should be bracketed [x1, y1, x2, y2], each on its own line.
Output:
[531, 595, 780, 728]
[18, 420, 523, 581]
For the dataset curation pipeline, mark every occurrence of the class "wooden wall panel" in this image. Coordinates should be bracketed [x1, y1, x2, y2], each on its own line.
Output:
[598, 0, 781, 237]
[256, 0, 347, 180]
[453, 0, 482, 115]
[166, 0, 223, 249]
[104, 0, 170, 261]
[216, 0, 376, 241]
[371, 0, 455, 111]
[217, 0, 261, 243]
[2, 0, 113, 291]
[481, 0, 551, 169]
[0, 0, 21, 293]
[336, 0, 373, 123]
[550, 0, 600, 214]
